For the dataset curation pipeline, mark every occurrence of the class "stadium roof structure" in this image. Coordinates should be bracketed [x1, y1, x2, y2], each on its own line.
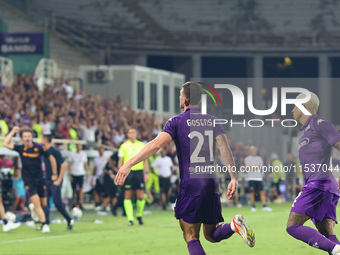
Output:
[6, 0, 340, 54]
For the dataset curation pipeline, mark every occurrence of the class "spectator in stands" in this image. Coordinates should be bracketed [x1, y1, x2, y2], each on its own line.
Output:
[80, 119, 97, 149]
[53, 122, 64, 140]
[29, 118, 42, 139]
[21, 108, 32, 126]
[40, 115, 52, 135]
[96, 122, 112, 147]
[62, 122, 72, 139]
[62, 81, 74, 99]
[113, 125, 126, 147]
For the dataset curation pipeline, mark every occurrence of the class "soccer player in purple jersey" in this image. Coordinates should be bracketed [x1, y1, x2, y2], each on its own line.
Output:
[287, 92, 340, 254]
[116, 82, 255, 254]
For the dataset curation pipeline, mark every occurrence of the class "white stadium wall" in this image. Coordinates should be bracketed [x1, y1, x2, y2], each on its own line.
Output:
[79, 65, 185, 116]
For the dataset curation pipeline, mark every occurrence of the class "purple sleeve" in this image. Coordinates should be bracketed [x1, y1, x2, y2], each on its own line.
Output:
[316, 119, 340, 146]
[162, 117, 177, 139]
[214, 121, 226, 138]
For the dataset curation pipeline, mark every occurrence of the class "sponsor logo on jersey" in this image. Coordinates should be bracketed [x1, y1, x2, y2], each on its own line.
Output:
[298, 138, 310, 150]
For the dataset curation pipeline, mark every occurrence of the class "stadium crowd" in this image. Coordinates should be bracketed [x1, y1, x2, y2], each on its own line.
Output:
[0, 74, 164, 149]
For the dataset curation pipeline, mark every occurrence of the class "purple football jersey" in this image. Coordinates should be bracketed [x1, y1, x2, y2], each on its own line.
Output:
[162, 107, 226, 196]
[298, 114, 340, 194]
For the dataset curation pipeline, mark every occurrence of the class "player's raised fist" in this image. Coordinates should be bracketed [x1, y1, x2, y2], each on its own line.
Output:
[12, 126, 20, 133]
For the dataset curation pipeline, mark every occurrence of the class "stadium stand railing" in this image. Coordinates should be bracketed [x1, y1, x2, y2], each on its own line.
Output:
[34, 58, 80, 91]
[0, 137, 117, 152]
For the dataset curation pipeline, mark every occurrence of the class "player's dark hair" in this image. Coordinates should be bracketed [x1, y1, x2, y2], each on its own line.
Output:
[20, 127, 34, 138]
[43, 134, 53, 143]
[182, 81, 204, 106]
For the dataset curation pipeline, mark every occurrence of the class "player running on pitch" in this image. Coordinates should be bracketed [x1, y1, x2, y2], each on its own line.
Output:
[116, 81, 255, 254]
[287, 92, 340, 254]
[3, 127, 57, 233]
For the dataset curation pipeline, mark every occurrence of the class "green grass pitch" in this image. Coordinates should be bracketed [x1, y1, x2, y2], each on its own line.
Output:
[0, 203, 335, 254]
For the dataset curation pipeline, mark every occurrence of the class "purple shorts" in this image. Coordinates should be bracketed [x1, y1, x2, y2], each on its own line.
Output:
[174, 192, 224, 225]
[290, 186, 340, 226]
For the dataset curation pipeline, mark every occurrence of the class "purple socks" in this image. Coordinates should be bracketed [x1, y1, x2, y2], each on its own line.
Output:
[327, 235, 340, 245]
[287, 225, 336, 252]
[327, 235, 340, 255]
[187, 223, 235, 254]
[187, 239, 206, 255]
[211, 223, 235, 242]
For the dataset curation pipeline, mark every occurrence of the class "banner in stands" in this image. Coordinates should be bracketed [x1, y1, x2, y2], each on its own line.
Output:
[0, 33, 44, 55]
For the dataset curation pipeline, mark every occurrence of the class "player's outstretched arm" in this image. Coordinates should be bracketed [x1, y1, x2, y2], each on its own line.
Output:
[143, 159, 149, 183]
[115, 132, 172, 186]
[216, 134, 238, 199]
[3, 126, 20, 150]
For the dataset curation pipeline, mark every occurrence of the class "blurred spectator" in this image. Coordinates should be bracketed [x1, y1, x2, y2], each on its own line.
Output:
[284, 153, 296, 201]
[80, 120, 97, 149]
[12, 168, 26, 212]
[0, 74, 173, 151]
[245, 146, 272, 212]
[151, 148, 173, 210]
[145, 152, 160, 205]
[113, 126, 125, 147]
[53, 122, 64, 139]
[270, 153, 285, 203]
[40, 115, 52, 135]
[106, 150, 121, 216]
[93, 146, 108, 211]
[62, 81, 74, 99]
[29, 118, 42, 138]
[67, 144, 88, 209]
